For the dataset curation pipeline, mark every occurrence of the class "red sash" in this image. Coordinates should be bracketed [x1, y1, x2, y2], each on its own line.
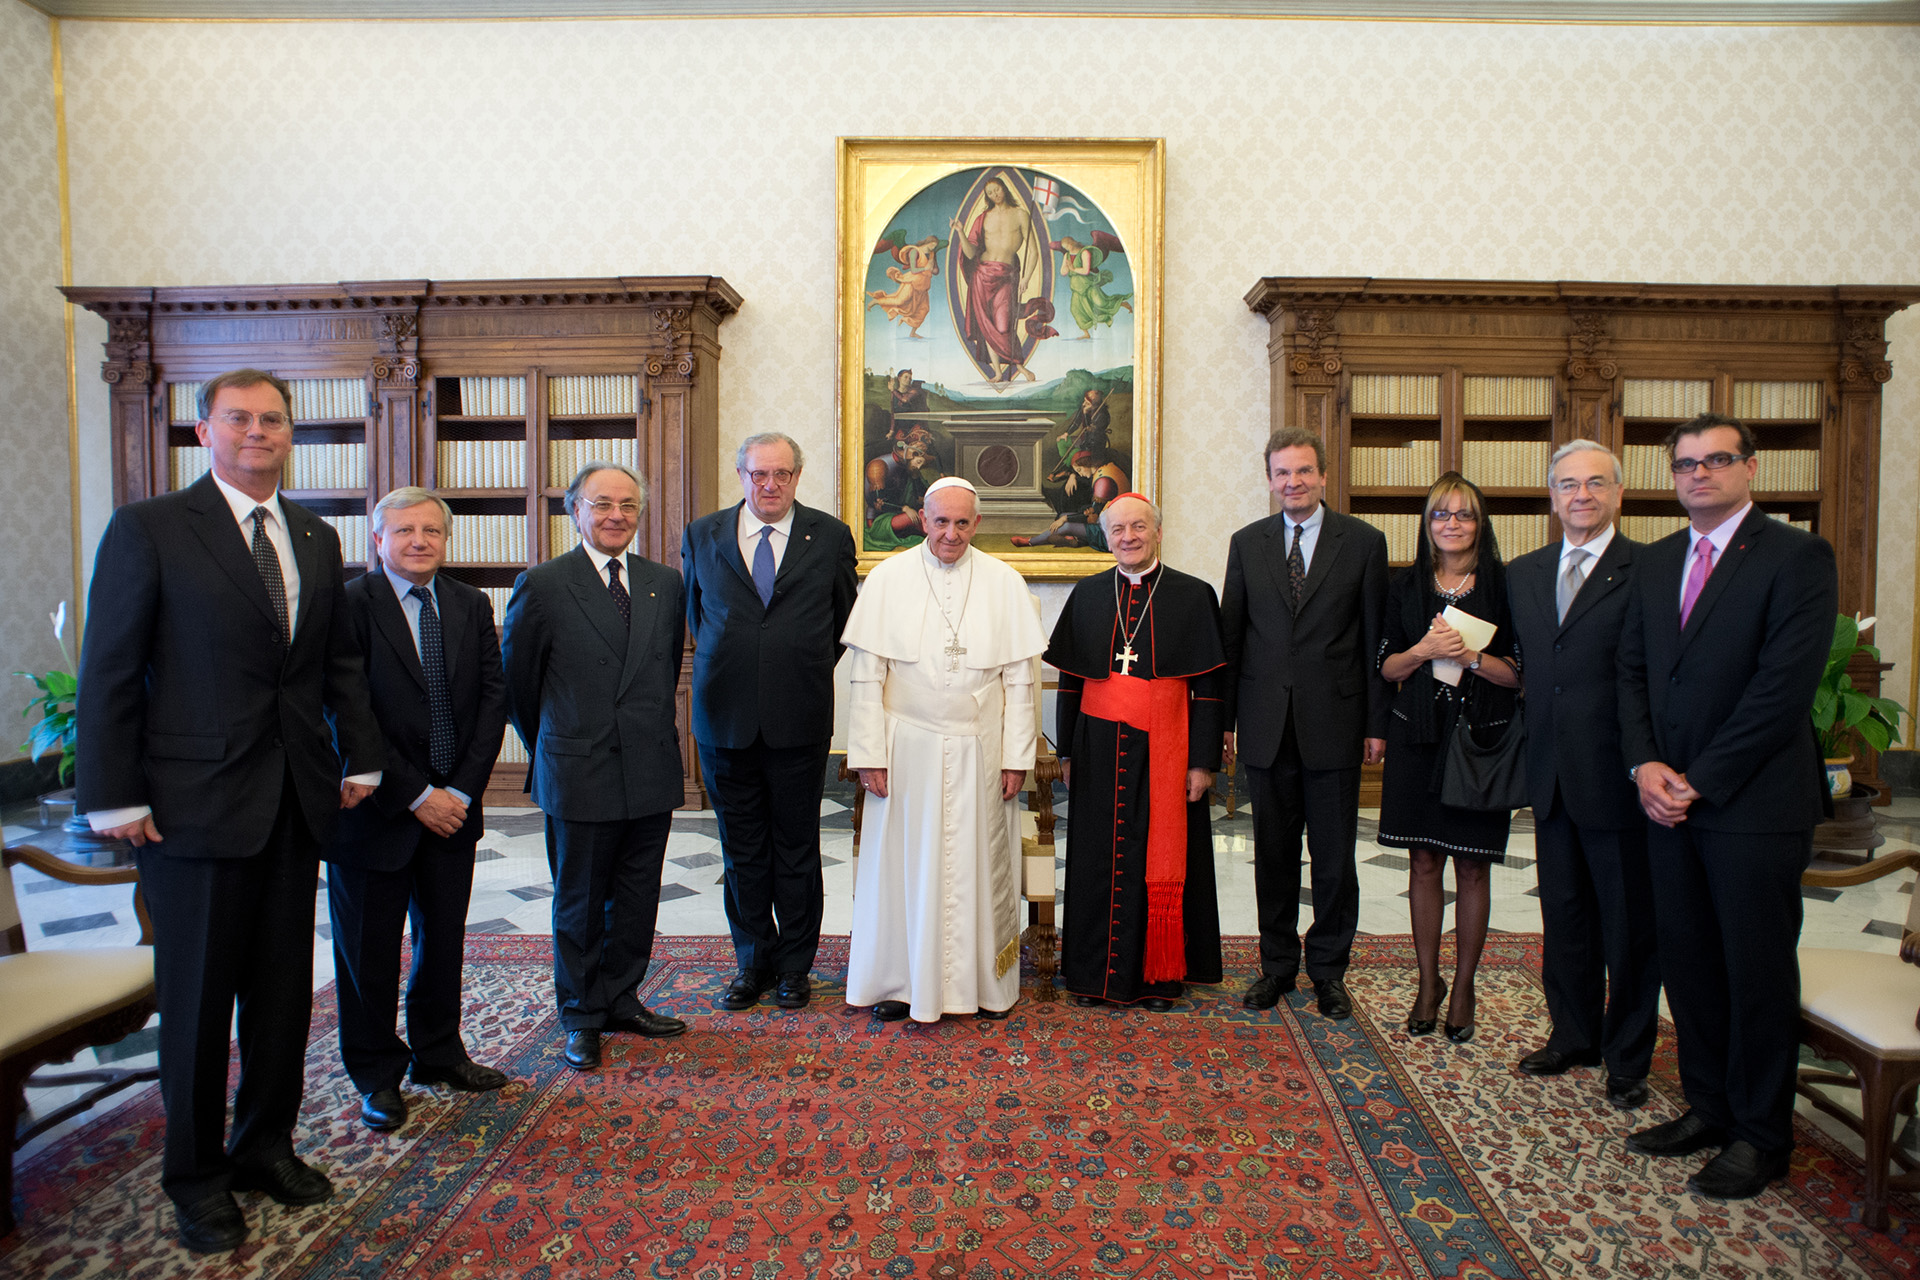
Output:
[1080, 671, 1190, 984]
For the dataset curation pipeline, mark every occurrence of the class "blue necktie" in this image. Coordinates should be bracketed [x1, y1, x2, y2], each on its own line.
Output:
[409, 585, 457, 776]
[752, 525, 776, 607]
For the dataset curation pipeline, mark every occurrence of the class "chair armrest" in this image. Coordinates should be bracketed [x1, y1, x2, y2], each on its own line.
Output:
[4, 843, 140, 887]
[1801, 847, 1920, 890]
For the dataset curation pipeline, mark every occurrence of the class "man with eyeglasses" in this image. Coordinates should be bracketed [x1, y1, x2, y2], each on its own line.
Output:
[1618, 412, 1836, 1201]
[78, 368, 385, 1252]
[503, 462, 689, 1072]
[681, 433, 857, 1013]
[1507, 441, 1658, 1111]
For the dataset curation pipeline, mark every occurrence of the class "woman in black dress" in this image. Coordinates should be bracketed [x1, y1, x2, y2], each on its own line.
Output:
[1376, 473, 1521, 1043]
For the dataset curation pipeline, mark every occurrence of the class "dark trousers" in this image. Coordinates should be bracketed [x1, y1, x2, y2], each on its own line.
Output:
[1534, 794, 1660, 1079]
[545, 810, 672, 1030]
[326, 831, 478, 1095]
[1647, 822, 1813, 1154]
[1245, 713, 1362, 981]
[135, 782, 316, 1206]
[699, 736, 829, 975]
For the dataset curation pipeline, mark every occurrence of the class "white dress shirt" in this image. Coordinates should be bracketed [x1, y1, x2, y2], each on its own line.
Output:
[737, 504, 795, 575]
[581, 541, 632, 586]
[1680, 502, 1752, 610]
[1559, 522, 1617, 578]
[381, 569, 468, 812]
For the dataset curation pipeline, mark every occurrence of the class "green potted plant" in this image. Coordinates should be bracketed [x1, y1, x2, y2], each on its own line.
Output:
[1810, 612, 1904, 798]
[15, 603, 80, 826]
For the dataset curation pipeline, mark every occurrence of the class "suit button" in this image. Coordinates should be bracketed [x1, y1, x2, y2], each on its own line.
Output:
[1671, 676, 1680, 684]
[600, 658, 609, 666]
[611, 745, 621, 754]
[1553, 686, 1562, 694]
[1554, 643, 1562, 652]
[271, 737, 282, 749]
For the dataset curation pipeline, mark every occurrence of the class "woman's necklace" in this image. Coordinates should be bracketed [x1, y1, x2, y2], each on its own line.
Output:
[1433, 566, 1474, 601]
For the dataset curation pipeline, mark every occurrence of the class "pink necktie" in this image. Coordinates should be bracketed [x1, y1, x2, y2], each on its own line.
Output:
[1680, 539, 1716, 628]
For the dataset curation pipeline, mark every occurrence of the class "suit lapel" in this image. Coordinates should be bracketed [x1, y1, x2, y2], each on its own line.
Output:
[772, 505, 818, 591]
[715, 503, 759, 597]
[367, 568, 428, 692]
[1679, 508, 1769, 649]
[183, 476, 284, 634]
[1557, 533, 1631, 634]
[565, 549, 632, 659]
[1296, 509, 1344, 614]
[616, 554, 660, 698]
[434, 576, 466, 688]
[283, 500, 326, 647]
[1259, 515, 1295, 616]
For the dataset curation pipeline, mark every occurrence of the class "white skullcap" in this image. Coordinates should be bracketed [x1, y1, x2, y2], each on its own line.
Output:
[924, 477, 978, 497]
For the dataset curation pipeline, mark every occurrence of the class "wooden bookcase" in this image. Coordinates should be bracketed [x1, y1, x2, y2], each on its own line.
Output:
[1245, 277, 1920, 804]
[64, 277, 742, 810]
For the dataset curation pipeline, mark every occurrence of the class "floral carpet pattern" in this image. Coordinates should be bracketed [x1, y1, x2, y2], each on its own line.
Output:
[3, 936, 1912, 1279]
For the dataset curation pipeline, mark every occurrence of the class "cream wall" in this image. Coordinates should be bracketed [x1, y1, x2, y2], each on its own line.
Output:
[42, 16, 1920, 706]
[1, 1, 74, 698]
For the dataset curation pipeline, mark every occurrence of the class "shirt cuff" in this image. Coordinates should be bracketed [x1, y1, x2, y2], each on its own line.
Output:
[445, 787, 470, 806]
[88, 805, 151, 832]
[409, 785, 435, 811]
[344, 771, 382, 787]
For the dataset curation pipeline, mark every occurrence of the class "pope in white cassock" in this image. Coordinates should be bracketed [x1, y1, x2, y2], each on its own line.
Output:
[841, 478, 1049, 1023]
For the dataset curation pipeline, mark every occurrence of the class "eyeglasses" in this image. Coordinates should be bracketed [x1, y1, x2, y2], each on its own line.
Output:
[1670, 452, 1749, 475]
[1550, 477, 1619, 495]
[1429, 510, 1479, 524]
[582, 500, 641, 517]
[744, 469, 796, 487]
[212, 410, 291, 430]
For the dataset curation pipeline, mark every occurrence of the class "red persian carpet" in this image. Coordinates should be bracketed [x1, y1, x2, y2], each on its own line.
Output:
[2, 935, 1914, 1279]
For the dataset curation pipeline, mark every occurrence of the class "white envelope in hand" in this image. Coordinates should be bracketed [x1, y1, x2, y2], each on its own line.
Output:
[1431, 605, 1498, 687]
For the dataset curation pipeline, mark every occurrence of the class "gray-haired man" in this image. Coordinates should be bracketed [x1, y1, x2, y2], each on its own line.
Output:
[681, 433, 858, 1012]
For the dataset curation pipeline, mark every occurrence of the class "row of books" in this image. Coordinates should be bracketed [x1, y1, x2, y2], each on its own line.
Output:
[1350, 373, 1438, 417]
[169, 444, 366, 491]
[446, 515, 528, 564]
[1486, 514, 1553, 558]
[1621, 445, 1820, 491]
[1349, 442, 1442, 488]
[170, 378, 368, 425]
[479, 586, 514, 622]
[550, 437, 639, 480]
[457, 376, 527, 418]
[317, 514, 370, 560]
[550, 515, 584, 554]
[438, 440, 527, 489]
[1461, 441, 1553, 489]
[1732, 381, 1821, 421]
[1462, 376, 1553, 418]
[1622, 379, 1712, 420]
[550, 375, 637, 417]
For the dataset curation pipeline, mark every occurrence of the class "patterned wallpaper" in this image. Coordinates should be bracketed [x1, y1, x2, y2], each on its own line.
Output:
[0, 1, 75, 710]
[42, 16, 1920, 702]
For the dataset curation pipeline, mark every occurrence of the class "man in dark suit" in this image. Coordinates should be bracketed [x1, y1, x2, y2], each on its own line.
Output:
[1619, 413, 1836, 1201]
[681, 432, 857, 1012]
[77, 368, 385, 1253]
[1220, 427, 1390, 1020]
[1507, 441, 1658, 1111]
[503, 462, 688, 1072]
[322, 487, 510, 1134]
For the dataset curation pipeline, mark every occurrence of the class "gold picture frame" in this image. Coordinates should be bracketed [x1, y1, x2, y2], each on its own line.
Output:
[837, 137, 1165, 581]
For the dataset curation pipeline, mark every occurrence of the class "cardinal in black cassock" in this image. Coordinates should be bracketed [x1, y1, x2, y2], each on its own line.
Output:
[1045, 498, 1228, 1009]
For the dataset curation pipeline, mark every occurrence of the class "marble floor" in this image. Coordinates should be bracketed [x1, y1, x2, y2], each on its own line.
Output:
[7, 777, 1916, 1167]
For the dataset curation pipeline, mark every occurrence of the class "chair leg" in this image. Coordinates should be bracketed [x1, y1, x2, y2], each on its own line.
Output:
[1, 1064, 24, 1236]
[1857, 1059, 1905, 1232]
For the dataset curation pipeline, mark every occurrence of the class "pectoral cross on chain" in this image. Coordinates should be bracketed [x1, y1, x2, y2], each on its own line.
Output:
[944, 637, 967, 672]
[1115, 643, 1138, 676]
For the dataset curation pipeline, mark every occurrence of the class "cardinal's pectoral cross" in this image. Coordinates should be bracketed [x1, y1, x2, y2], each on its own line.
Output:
[944, 637, 967, 671]
[1115, 643, 1138, 676]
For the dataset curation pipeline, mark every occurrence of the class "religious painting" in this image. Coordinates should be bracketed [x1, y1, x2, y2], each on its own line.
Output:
[839, 138, 1165, 580]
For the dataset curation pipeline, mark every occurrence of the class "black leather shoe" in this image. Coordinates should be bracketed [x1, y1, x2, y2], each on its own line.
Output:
[360, 1087, 408, 1131]
[1141, 997, 1175, 1012]
[976, 1006, 1013, 1020]
[1070, 994, 1104, 1008]
[174, 1192, 247, 1253]
[1627, 1109, 1727, 1157]
[1405, 977, 1446, 1037]
[411, 1058, 510, 1092]
[773, 971, 811, 1009]
[231, 1155, 333, 1206]
[1243, 973, 1291, 1010]
[606, 1007, 688, 1038]
[1606, 1076, 1651, 1110]
[564, 1029, 602, 1070]
[1687, 1140, 1789, 1199]
[1518, 1046, 1602, 1076]
[718, 969, 771, 1011]
[872, 1000, 910, 1022]
[1312, 977, 1353, 1020]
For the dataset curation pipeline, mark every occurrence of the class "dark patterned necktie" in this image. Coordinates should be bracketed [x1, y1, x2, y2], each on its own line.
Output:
[606, 557, 632, 626]
[1287, 521, 1307, 613]
[410, 585, 457, 775]
[250, 507, 289, 641]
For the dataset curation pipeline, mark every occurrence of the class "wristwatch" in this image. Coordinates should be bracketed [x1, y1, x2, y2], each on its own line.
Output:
[1627, 765, 1640, 781]
[1466, 653, 1482, 671]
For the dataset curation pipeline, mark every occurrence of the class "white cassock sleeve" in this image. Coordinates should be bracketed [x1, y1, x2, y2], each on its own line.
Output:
[999, 659, 1036, 773]
[847, 647, 890, 770]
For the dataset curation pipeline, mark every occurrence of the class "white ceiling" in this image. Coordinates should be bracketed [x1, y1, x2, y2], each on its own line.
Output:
[23, 0, 1920, 23]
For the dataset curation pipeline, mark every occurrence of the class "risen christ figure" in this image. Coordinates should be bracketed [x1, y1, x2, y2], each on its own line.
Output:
[950, 178, 1045, 383]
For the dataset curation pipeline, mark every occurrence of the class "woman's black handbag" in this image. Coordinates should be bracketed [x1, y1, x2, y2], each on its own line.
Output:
[1439, 692, 1529, 812]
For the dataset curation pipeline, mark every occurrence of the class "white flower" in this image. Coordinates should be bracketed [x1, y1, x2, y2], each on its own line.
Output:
[50, 601, 65, 641]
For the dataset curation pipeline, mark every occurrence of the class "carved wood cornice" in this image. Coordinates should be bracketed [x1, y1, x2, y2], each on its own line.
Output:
[1247, 278, 1920, 318]
[1565, 310, 1619, 386]
[64, 276, 744, 322]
